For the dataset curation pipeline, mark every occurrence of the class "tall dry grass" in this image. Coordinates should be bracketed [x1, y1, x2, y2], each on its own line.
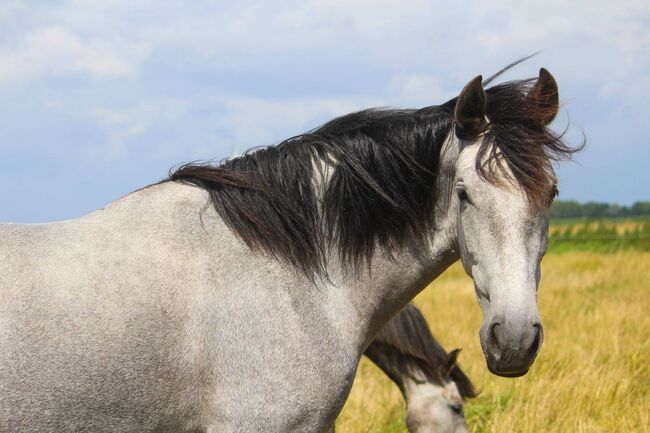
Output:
[336, 251, 650, 432]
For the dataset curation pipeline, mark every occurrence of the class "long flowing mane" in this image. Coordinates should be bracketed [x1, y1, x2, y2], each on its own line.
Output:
[170, 106, 454, 277]
[367, 304, 477, 399]
[169, 68, 578, 278]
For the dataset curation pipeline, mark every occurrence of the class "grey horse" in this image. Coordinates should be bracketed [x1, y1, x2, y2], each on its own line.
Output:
[0, 66, 576, 432]
[330, 303, 476, 433]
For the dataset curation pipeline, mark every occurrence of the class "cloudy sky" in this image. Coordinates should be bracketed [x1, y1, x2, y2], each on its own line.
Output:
[0, 0, 648, 222]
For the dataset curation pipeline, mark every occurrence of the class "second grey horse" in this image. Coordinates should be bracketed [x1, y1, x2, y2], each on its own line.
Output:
[330, 303, 476, 433]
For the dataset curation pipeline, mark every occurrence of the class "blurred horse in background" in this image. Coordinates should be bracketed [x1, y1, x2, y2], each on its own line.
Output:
[330, 303, 476, 433]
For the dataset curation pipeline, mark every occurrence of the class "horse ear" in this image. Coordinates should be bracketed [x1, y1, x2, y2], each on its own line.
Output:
[454, 76, 487, 139]
[441, 348, 461, 376]
[527, 68, 559, 125]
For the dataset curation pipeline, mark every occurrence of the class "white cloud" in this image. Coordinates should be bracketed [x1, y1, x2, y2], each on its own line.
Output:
[92, 99, 189, 158]
[1, 0, 648, 104]
[93, 100, 188, 135]
[389, 73, 455, 106]
[0, 26, 149, 90]
[467, 0, 650, 100]
[90, 94, 377, 161]
[214, 95, 375, 153]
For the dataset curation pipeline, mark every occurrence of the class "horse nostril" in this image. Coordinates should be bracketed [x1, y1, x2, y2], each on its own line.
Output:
[488, 321, 502, 353]
[527, 323, 543, 357]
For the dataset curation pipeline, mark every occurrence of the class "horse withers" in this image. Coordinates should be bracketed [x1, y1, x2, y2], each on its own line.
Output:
[0, 65, 577, 432]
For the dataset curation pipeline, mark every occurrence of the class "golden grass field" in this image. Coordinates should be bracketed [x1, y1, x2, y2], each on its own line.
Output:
[335, 250, 650, 433]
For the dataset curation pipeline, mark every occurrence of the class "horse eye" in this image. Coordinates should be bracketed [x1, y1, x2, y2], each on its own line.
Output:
[456, 188, 469, 202]
[449, 403, 464, 415]
[548, 184, 559, 204]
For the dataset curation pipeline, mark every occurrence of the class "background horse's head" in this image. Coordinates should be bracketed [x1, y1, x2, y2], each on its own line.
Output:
[364, 304, 476, 433]
[450, 68, 565, 377]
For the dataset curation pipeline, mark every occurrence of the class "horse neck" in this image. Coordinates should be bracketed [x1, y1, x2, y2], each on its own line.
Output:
[325, 132, 461, 350]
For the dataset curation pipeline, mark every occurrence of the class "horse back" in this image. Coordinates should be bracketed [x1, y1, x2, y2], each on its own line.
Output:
[0, 183, 227, 431]
[0, 182, 359, 432]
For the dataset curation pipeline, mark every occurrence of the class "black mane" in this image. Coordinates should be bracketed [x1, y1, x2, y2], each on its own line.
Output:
[169, 72, 578, 278]
[366, 304, 477, 399]
[170, 105, 454, 277]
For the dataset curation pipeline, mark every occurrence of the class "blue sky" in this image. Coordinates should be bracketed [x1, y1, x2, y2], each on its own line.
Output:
[0, 0, 648, 223]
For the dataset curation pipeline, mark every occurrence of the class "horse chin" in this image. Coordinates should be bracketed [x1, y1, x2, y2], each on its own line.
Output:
[486, 363, 529, 378]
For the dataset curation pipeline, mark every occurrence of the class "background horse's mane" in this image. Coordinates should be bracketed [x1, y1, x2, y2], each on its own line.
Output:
[368, 304, 477, 399]
[169, 66, 578, 278]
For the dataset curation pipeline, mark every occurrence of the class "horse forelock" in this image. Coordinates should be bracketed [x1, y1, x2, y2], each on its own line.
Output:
[475, 79, 580, 210]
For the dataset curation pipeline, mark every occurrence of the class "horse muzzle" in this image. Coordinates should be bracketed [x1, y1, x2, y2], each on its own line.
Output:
[480, 315, 544, 377]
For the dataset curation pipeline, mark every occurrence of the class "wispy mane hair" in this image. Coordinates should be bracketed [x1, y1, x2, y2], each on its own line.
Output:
[367, 304, 476, 399]
[170, 107, 454, 277]
[479, 79, 579, 209]
[169, 64, 580, 278]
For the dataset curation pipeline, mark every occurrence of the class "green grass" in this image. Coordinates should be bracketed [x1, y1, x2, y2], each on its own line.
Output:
[548, 217, 650, 252]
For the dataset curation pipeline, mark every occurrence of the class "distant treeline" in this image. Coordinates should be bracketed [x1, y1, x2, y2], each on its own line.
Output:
[548, 218, 650, 253]
[550, 200, 650, 219]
